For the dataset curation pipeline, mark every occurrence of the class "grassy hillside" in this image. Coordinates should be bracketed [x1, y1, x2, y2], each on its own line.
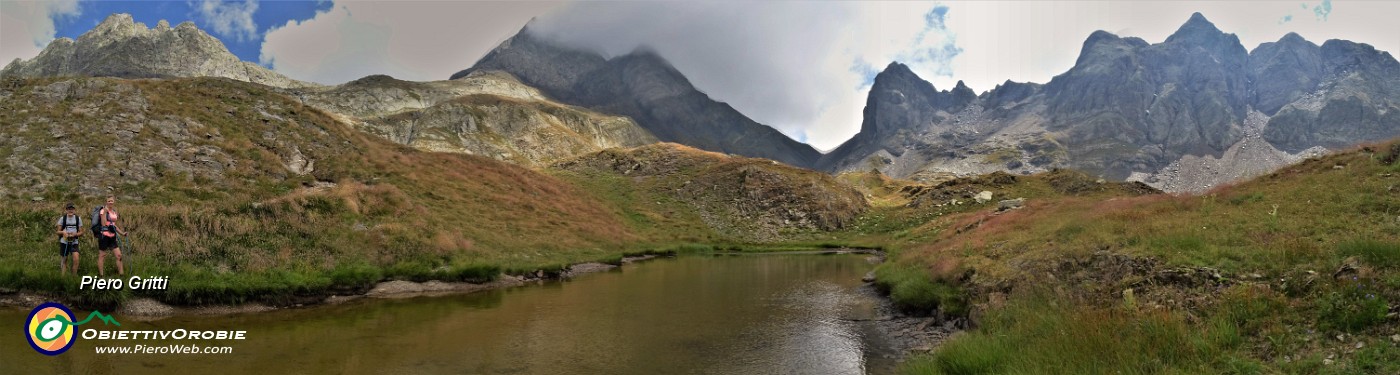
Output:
[0, 77, 645, 307]
[860, 142, 1400, 374]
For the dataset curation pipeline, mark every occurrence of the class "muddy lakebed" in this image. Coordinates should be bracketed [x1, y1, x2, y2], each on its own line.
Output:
[2, 253, 955, 374]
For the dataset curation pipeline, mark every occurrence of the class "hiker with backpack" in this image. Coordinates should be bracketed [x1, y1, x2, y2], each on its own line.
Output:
[55, 203, 83, 275]
[93, 195, 127, 276]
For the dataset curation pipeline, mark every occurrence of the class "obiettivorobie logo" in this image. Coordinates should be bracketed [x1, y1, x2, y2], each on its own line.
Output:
[25, 302, 121, 356]
[24, 301, 247, 356]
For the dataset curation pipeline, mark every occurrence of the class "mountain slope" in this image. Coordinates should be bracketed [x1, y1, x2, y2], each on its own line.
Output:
[0, 76, 640, 271]
[883, 139, 1400, 374]
[0, 14, 309, 88]
[292, 71, 658, 167]
[820, 13, 1400, 192]
[452, 26, 822, 168]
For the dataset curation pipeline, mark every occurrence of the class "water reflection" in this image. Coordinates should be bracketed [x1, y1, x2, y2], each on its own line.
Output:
[2, 254, 886, 374]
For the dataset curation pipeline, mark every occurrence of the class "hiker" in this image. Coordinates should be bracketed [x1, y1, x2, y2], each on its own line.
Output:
[96, 196, 126, 276]
[55, 203, 83, 275]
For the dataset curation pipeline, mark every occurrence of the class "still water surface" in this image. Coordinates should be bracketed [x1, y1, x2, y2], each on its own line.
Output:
[2, 254, 895, 374]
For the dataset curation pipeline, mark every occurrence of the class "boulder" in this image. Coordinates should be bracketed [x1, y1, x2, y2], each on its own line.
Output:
[974, 191, 993, 204]
[997, 198, 1025, 211]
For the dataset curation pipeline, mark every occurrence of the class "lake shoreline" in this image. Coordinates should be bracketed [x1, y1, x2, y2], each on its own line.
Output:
[0, 249, 887, 317]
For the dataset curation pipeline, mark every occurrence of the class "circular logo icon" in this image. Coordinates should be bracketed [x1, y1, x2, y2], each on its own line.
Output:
[26, 302, 77, 356]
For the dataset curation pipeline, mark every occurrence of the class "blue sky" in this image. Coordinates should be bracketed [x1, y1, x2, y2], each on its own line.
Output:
[51, 0, 328, 64]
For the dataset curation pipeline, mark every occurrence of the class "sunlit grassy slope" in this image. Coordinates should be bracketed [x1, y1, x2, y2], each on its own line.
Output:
[0, 77, 846, 307]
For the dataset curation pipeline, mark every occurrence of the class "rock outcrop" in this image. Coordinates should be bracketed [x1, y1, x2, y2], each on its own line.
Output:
[291, 71, 657, 167]
[1, 14, 310, 89]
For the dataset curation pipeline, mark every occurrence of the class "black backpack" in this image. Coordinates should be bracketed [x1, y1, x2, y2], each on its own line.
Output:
[90, 206, 105, 239]
[58, 214, 81, 241]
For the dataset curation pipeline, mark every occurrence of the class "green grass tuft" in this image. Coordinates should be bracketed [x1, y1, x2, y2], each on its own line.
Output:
[874, 265, 965, 316]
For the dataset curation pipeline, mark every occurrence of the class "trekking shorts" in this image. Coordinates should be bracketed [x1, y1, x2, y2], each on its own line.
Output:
[59, 242, 79, 257]
[98, 235, 118, 251]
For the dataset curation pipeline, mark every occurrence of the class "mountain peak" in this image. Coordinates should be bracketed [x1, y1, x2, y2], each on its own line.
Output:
[1081, 30, 1122, 52]
[1, 12, 309, 88]
[1187, 12, 1208, 24]
[98, 13, 136, 28]
[873, 62, 921, 86]
[1166, 12, 1229, 45]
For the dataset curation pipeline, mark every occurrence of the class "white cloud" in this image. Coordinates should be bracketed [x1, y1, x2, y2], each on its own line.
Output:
[530, 1, 950, 151]
[0, 0, 80, 66]
[194, 0, 259, 42]
[260, 1, 562, 85]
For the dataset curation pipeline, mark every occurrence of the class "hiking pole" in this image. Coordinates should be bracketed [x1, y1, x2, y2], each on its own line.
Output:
[119, 233, 133, 274]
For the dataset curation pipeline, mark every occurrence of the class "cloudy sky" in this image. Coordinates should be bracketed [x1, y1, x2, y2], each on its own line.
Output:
[2, 1, 1397, 150]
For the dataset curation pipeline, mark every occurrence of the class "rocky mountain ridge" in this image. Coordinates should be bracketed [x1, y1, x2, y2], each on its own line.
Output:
[820, 13, 1400, 192]
[1, 14, 309, 89]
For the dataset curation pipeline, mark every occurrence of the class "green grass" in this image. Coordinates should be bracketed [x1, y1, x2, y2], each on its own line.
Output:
[902, 288, 1269, 375]
[873, 264, 966, 316]
[1338, 239, 1400, 268]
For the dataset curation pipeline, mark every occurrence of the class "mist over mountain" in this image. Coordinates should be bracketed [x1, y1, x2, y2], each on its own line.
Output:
[453, 25, 822, 168]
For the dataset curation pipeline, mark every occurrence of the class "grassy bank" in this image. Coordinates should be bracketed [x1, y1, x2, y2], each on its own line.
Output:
[874, 141, 1400, 374]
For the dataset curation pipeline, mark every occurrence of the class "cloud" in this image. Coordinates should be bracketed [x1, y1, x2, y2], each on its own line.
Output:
[851, 5, 962, 90]
[260, 1, 561, 85]
[194, 0, 259, 42]
[1313, 0, 1332, 21]
[529, 1, 949, 150]
[0, 0, 80, 66]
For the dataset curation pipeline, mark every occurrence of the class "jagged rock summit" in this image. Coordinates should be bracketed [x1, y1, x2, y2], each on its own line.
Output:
[1, 13, 311, 88]
[819, 12, 1400, 192]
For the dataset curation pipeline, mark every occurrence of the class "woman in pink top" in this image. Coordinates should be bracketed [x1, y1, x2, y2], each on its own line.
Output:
[97, 195, 127, 276]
